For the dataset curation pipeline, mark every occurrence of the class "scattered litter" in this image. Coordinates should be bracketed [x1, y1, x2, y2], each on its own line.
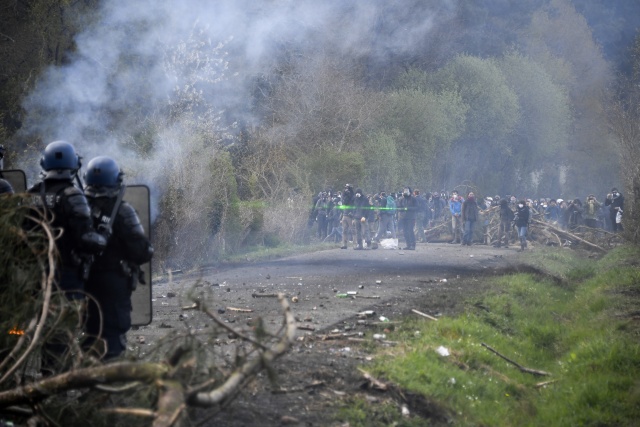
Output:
[440, 278, 448, 283]
[359, 285, 365, 289]
[436, 346, 450, 357]
[252, 293, 279, 298]
[226, 307, 253, 313]
[375, 280, 382, 284]
[380, 238, 399, 249]
[401, 404, 410, 417]
[347, 291, 357, 295]
[291, 296, 299, 303]
[179, 314, 187, 321]
[358, 310, 376, 318]
[379, 316, 389, 322]
[469, 254, 474, 258]
[373, 334, 386, 340]
[449, 377, 456, 385]
[136, 336, 146, 344]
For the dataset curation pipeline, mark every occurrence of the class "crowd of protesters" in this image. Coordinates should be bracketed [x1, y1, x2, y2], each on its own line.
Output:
[307, 184, 624, 252]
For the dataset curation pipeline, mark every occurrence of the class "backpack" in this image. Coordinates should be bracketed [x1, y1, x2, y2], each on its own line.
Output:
[386, 196, 397, 214]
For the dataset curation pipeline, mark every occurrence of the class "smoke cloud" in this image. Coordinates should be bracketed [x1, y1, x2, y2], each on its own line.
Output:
[17, 0, 454, 189]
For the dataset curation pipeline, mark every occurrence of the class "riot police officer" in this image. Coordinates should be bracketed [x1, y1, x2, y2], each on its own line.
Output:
[83, 156, 153, 359]
[27, 141, 106, 299]
[27, 141, 106, 375]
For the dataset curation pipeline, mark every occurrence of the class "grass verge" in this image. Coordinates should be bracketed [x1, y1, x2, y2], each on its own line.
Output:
[338, 246, 640, 426]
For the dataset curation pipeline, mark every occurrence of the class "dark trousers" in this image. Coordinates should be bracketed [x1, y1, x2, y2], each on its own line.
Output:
[610, 212, 623, 233]
[42, 267, 85, 375]
[85, 270, 132, 359]
[401, 217, 416, 248]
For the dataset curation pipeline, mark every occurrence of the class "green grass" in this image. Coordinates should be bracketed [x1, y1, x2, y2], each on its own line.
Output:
[337, 246, 640, 426]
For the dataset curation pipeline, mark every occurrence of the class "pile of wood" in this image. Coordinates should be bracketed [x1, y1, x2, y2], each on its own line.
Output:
[423, 206, 621, 253]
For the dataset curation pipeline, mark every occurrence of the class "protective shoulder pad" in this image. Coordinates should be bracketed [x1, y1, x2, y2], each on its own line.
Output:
[64, 186, 91, 218]
[119, 201, 145, 236]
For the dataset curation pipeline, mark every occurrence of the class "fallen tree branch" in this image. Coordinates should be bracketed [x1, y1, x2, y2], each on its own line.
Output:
[101, 408, 156, 417]
[189, 294, 296, 407]
[226, 307, 253, 313]
[531, 219, 606, 253]
[0, 362, 170, 407]
[251, 293, 281, 298]
[358, 368, 388, 391]
[535, 379, 558, 388]
[411, 309, 438, 321]
[0, 215, 57, 385]
[481, 343, 551, 377]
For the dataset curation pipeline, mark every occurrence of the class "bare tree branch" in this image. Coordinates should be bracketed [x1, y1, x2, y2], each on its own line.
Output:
[189, 294, 296, 407]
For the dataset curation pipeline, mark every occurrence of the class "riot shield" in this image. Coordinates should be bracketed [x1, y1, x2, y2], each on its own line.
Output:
[0, 169, 27, 193]
[124, 185, 153, 326]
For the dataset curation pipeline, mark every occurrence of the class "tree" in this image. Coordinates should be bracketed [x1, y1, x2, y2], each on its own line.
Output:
[429, 54, 520, 190]
[519, 0, 615, 197]
[496, 52, 571, 195]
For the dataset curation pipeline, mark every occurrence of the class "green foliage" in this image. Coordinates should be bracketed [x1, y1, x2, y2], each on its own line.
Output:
[428, 55, 520, 190]
[360, 247, 640, 426]
[375, 71, 467, 188]
[496, 52, 572, 194]
[304, 149, 365, 191]
[362, 130, 402, 191]
[431, 54, 520, 145]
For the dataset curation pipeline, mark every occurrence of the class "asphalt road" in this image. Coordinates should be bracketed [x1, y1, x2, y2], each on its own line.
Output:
[132, 242, 520, 353]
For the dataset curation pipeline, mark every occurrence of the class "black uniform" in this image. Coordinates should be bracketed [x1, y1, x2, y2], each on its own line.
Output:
[605, 191, 624, 233]
[85, 191, 153, 359]
[27, 176, 105, 375]
[27, 179, 101, 299]
[398, 190, 417, 250]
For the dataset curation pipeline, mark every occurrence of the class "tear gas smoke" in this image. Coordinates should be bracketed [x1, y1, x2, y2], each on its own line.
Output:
[15, 0, 454, 221]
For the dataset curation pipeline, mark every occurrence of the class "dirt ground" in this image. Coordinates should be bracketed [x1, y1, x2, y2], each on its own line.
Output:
[134, 241, 523, 426]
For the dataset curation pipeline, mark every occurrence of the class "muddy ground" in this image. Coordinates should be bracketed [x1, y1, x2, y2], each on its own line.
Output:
[134, 241, 524, 426]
